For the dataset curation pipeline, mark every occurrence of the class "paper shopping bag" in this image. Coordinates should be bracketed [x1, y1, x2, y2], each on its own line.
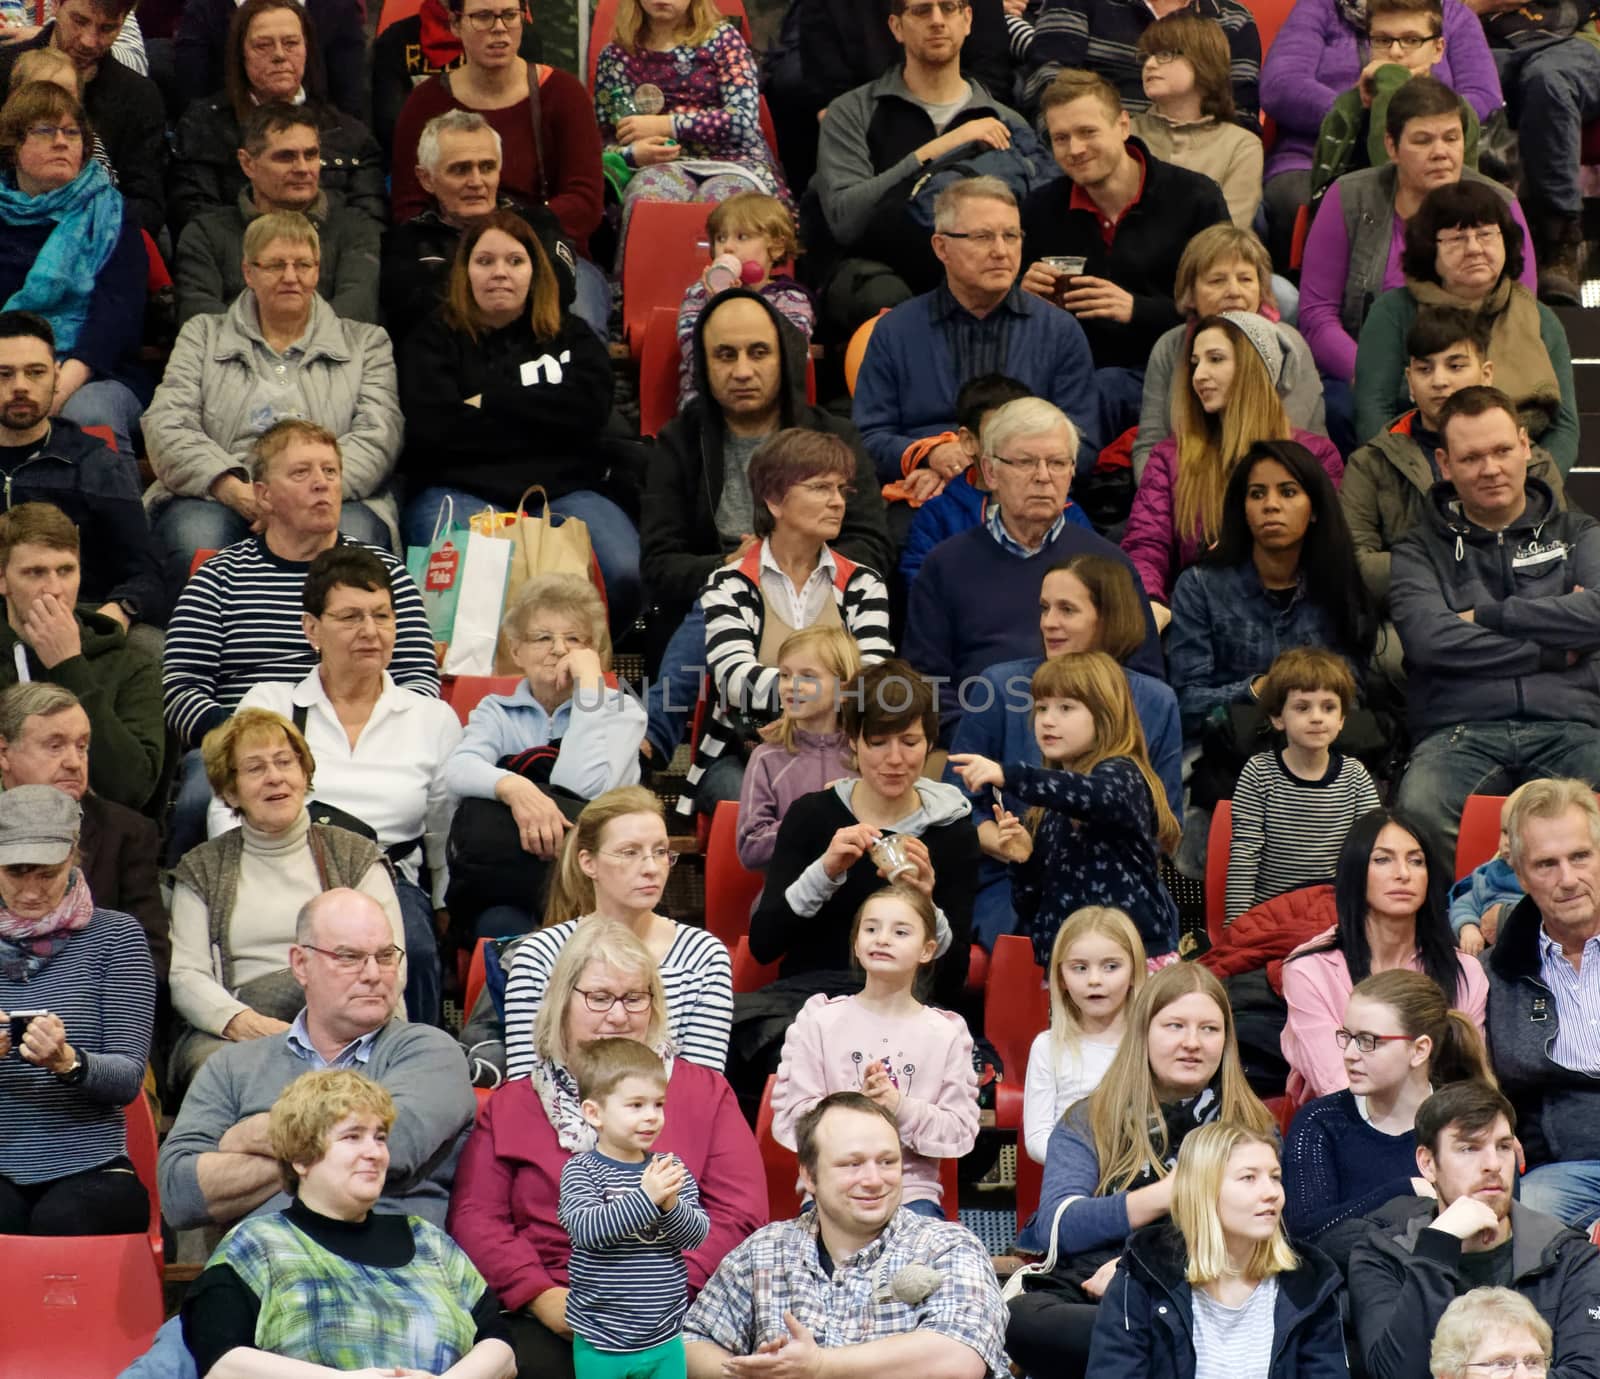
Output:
[440, 525, 513, 677]
[404, 496, 472, 662]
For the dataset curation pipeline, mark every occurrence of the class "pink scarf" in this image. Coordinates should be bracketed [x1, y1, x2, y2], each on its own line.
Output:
[0, 868, 94, 980]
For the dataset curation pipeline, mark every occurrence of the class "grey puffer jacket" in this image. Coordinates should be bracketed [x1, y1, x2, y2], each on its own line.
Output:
[1390, 475, 1600, 739]
[142, 291, 401, 544]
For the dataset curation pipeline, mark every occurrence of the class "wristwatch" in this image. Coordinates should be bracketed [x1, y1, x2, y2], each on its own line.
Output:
[57, 1048, 88, 1085]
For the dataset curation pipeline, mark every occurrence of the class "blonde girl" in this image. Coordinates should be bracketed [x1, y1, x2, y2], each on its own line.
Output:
[950, 651, 1181, 969]
[503, 787, 732, 1075]
[735, 626, 862, 871]
[1022, 907, 1148, 1164]
[1123, 311, 1344, 622]
[770, 886, 979, 1216]
[1086, 1123, 1346, 1379]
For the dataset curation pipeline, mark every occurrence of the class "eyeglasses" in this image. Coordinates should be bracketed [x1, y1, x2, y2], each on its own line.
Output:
[1464, 1359, 1549, 1378]
[1144, 50, 1182, 64]
[938, 229, 1024, 247]
[796, 480, 855, 499]
[899, 1, 968, 16]
[300, 943, 405, 972]
[1368, 29, 1441, 50]
[989, 452, 1074, 476]
[1436, 226, 1503, 251]
[575, 987, 654, 1013]
[324, 609, 395, 629]
[1334, 1029, 1415, 1052]
[25, 124, 84, 143]
[461, 6, 521, 28]
[251, 258, 319, 276]
[523, 629, 592, 652]
[598, 846, 680, 868]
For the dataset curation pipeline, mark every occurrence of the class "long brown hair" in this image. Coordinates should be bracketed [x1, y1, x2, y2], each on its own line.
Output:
[444, 207, 562, 342]
[1030, 652, 1181, 853]
[542, 786, 665, 926]
[224, 0, 326, 122]
[1172, 314, 1291, 549]
[1087, 963, 1272, 1193]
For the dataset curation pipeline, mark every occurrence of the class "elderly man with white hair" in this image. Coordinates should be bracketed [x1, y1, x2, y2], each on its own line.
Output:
[1485, 777, 1600, 1233]
[377, 108, 606, 342]
[903, 395, 1164, 743]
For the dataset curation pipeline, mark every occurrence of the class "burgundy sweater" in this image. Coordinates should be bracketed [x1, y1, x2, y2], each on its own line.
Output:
[447, 1060, 767, 1311]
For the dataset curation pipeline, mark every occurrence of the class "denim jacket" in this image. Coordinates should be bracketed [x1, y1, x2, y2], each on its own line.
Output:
[1168, 560, 1350, 739]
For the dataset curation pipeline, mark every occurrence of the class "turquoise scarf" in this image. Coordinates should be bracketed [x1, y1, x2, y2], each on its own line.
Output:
[0, 159, 124, 357]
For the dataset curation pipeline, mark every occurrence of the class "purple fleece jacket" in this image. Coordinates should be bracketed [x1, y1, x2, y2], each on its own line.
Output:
[1260, 0, 1503, 181]
[1122, 428, 1344, 605]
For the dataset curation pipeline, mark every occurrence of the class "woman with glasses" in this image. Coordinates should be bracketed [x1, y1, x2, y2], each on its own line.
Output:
[169, 0, 384, 235]
[452, 919, 764, 1379]
[208, 546, 462, 1027]
[680, 428, 893, 821]
[1258, 0, 1498, 269]
[168, 707, 405, 1089]
[445, 575, 647, 945]
[1354, 179, 1578, 471]
[1430, 1289, 1552, 1379]
[1283, 968, 1495, 1266]
[143, 208, 402, 573]
[500, 786, 732, 1077]
[0, 785, 155, 1236]
[1280, 807, 1487, 1104]
[388, 0, 603, 253]
[0, 82, 150, 457]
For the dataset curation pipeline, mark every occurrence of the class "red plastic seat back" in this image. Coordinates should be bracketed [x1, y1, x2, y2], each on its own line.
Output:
[1205, 800, 1233, 946]
[1455, 794, 1508, 881]
[705, 800, 764, 947]
[622, 202, 715, 359]
[444, 675, 524, 726]
[123, 1095, 164, 1272]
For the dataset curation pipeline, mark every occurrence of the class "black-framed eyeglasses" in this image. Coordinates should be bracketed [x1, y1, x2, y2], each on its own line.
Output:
[300, 943, 405, 972]
[575, 987, 653, 1013]
[1367, 30, 1441, 50]
[1334, 1028, 1414, 1052]
[462, 6, 521, 28]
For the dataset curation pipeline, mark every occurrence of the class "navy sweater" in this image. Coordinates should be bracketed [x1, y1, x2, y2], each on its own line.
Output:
[1008, 757, 1178, 964]
[1283, 1089, 1420, 1241]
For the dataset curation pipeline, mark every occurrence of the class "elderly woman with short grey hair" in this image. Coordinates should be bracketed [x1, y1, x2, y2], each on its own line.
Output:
[1430, 1288, 1552, 1379]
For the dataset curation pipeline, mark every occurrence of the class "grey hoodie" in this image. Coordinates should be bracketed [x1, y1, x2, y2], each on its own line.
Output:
[1389, 475, 1600, 739]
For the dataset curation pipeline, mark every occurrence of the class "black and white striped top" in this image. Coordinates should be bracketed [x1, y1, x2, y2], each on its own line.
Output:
[558, 1149, 710, 1351]
[504, 919, 733, 1077]
[0, 908, 155, 1185]
[162, 534, 440, 749]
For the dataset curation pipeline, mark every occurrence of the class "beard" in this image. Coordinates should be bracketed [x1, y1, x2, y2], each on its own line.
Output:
[2, 399, 46, 431]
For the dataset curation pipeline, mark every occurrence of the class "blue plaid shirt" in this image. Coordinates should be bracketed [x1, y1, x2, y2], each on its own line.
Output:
[683, 1208, 1009, 1377]
[984, 501, 1068, 558]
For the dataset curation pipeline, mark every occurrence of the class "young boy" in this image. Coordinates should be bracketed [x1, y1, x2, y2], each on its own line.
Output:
[1224, 648, 1381, 923]
[1341, 305, 1567, 614]
[677, 192, 813, 404]
[558, 1038, 711, 1379]
[897, 374, 1093, 590]
[1449, 784, 1528, 955]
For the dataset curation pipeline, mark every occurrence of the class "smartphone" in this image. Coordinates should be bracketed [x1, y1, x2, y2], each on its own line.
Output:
[8, 1010, 47, 1046]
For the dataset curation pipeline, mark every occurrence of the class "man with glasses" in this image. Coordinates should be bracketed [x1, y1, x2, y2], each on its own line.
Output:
[0, 0, 166, 232]
[1348, 1081, 1600, 1379]
[173, 103, 381, 325]
[1020, 68, 1231, 440]
[852, 177, 1101, 550]
[810, 0, 1048, 336]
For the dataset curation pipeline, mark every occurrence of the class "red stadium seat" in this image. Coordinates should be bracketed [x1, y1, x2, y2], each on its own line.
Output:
[639, 306, 683, 438]
[1248, 0, 1298, 59]
[983, 935, 1049, 1231]
[705, 800, 764, 948]
[123, 1095, 164, 1275]
[474, 1086, 493, 1124]
[1454, 794, 1508, 881]
[621, 201, 715, 359]
[464, 936, 491, 1018]
[443, 675, 524, 726]
[730, 935, 780, 993]
[80, 424, 117, 452]
[188, 547, 220, 580]
[1206, 800, 1233, 947]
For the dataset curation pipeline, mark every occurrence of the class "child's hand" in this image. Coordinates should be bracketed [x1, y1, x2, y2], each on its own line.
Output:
[861, 1063, 902, 1114]
[630, 136, 680, 166]
[992, 806, 1033, 863]
[641, 1153, 686, 1208]
[1481, 903, 1504, 945]
[1458, 923, 1485, 956]
[617, 113, 674, 144]
[948, 753, 1005, 790]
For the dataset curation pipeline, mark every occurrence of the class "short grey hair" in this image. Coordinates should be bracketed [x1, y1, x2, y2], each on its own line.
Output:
[1430, 1288, 1551, 1379]
[501, 573, 608, 662]
[1504, 777, 1600, 873]
[416, 108, 503, 174]
[0, 682, 81, 743]
[243, 210, 319, 264]
[932, 175, 1017, 233]
[980, 396, 1080, 466]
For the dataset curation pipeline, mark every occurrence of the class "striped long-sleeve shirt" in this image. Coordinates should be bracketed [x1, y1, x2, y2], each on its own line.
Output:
[558, 1149, 710, 1351]
[1225, 750, 1380, 924]
[504, 919, 733, 1077]
[0, 908, 154, 1184]
[162, 534, 440, 749]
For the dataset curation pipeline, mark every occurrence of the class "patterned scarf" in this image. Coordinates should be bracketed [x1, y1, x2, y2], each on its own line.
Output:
[0, 868, 94, 980]
[1126, 1084, 1222, 1190]
[1336, 0, 1369, 32]
[528, 1038, 677, 1152]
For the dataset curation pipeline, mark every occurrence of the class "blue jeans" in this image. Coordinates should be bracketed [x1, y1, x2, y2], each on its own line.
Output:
[645, 606, 709, 762]
[165, 747, 212, 867]
[401, 485, 640, 631]
[395, 878, 441, 1026]
[60, 377, 143, 459]
[903, 1196, 945, 1218]
[572, 258, 611, 342]
[475, 903, 536, 942]
[1520, 1160, 1600, 1231]
[117, 1317, 196, 1379]
[971, 870, 1017, 952]
[1320, 375, 1357, 458]
[1397, 721, 1600, 868]
[1095, 366, 1145, 452]
[1495, 38, 1600, 214]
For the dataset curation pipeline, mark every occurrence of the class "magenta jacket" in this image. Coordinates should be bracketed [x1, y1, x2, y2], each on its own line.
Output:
[447, 1060, 767, 1312]
[1121, 428, 1344, 606]
[1260, 0, 1501, 181]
